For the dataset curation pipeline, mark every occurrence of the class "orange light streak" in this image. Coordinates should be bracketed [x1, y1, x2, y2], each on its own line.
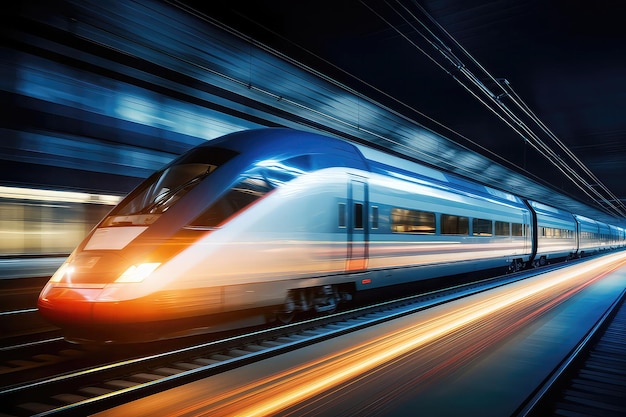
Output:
[143, 252, 626, 417]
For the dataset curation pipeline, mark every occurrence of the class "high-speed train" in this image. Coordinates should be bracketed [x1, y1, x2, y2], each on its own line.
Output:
[38, 128, 626, 343]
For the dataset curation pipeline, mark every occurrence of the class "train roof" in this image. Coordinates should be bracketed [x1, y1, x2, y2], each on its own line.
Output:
[187, 128, 621, 225]
[197, 128, 367, 171]
[227, 129, 528, 207]
[197, 128, 527, 208]
[352, 141, 525, 207]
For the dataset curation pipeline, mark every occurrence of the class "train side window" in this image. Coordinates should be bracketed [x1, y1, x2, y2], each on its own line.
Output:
[495, 221, 510, 236]
[441, 214, 469, 235]
[512, 223, 523, 236]
[542, 227, 567, 238]
[338, 203, 346, 228]
[472, 218, 493, 236]
[371, 206, 379, 229]
[391, 208, 435, 234]
[354, 203, 364, 229]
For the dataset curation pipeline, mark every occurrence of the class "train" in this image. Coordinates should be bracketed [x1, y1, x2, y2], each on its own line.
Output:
[37, 128, 626, 343]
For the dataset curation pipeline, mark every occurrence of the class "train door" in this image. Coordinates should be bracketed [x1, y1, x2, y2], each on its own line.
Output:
[346, 178, 368, 271]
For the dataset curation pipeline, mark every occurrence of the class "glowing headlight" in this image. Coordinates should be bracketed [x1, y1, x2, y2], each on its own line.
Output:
[115, 263, 161, 283]
[49, 262, 73, 283]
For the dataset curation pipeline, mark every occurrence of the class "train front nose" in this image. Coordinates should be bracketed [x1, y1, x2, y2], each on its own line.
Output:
[38, 283, 104, 326]
[37, 252, 167, 343]
[37, 252, 150, 325]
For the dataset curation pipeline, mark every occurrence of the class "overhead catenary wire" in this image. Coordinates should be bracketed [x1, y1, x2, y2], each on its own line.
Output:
[368, 0, 626, 218]
[171, 0, 624, 220]
[171, 0, 561, 188]
[401, 0, 625, 217]
[406, 0, 622, 199]
[424, 1, 626, 217]
[501, 80, 625, 208]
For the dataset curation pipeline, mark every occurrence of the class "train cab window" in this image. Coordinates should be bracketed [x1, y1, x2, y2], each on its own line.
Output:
[495, 221, 510, 236]
[112, 147, 238, 219]
[472, 218, 493, 236]
[188, 174, 272, 228]
[391, 208, 435, 234]
[512, 223, 524, 236]
[188, 158, 309, 228]
[441, 214, 469, 235]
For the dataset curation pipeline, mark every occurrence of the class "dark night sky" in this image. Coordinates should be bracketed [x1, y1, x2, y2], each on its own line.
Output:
[186, 0, 626, 217]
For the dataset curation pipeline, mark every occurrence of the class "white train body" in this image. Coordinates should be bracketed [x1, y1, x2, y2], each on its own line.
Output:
[38, 128, 626, 342]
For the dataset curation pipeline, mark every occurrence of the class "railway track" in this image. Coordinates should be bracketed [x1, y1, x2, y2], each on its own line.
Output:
[0, 276, 59, 348]
[1, 263, 548, 416]
[2, 254, 623, 416]
[517, 287, 626, 417]
[1, 337, 72, 382]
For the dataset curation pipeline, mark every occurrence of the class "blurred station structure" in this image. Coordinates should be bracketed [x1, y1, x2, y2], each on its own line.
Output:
[1, 3, 626, 416]
[2, 0, 625, 254]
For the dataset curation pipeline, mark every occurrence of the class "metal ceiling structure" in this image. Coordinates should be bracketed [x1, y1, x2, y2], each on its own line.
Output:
[183, 0, 626, 225]
[6, 0, 625, 227]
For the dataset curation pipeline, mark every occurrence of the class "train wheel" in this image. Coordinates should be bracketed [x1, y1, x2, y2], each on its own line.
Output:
[312, 285, 339, 314]
[276, 292, 297, 324]
[509, 259, 523, 273]
[275, 285, 345, 324]
[276, 311, 296, 324]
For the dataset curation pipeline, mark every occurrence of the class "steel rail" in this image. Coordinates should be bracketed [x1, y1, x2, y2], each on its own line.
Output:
[514, 286, 626, 417]
[1, 261, 562, 417]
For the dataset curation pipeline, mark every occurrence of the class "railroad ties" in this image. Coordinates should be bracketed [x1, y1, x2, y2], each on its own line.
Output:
[532, 292, 626, 416]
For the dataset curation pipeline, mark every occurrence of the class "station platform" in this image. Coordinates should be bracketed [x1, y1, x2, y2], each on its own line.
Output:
[0, 257, 65, 279]
[95, 253, 626, 416]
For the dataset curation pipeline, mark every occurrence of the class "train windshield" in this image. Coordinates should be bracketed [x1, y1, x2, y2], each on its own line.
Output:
[188, 155, 310, 228]
[103, 147, 238, 226]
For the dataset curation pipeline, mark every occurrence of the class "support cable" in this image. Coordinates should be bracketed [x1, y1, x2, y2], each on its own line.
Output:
[371, 0, 626, 217]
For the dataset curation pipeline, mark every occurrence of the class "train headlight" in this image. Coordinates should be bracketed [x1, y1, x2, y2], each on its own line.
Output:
[115, 263, 161, 283]
[49, 263, 73, 283]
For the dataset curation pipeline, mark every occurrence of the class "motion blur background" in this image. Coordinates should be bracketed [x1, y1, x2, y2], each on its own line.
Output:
[3, 0, 626, 256]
